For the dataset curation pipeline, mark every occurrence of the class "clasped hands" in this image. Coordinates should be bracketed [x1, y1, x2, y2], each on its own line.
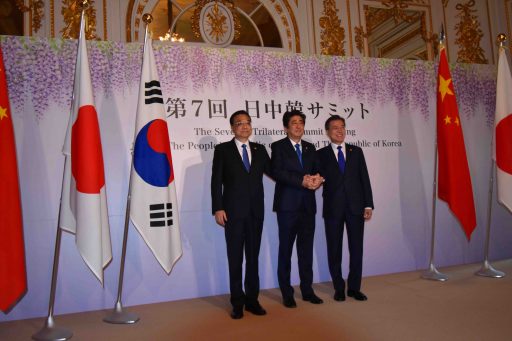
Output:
[302, 173, 324, 190]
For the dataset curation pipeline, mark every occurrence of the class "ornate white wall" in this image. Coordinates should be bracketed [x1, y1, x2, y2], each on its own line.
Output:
[13, 0, 511, 63]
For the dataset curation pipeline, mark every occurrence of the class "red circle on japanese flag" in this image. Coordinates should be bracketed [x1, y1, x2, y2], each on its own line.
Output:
[496, 115, 512, 174]
[71, 105, 105, 193]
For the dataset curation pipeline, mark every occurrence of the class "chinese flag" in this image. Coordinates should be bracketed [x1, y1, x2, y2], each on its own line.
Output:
[437, 48, 477, 240]
[0, 46, 27, 313]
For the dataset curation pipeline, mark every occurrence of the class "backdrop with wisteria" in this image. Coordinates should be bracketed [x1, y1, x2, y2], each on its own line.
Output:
[1, 36, 511, 321]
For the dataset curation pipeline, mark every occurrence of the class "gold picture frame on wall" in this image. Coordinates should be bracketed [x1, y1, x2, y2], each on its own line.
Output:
[358, 0, 435, 61]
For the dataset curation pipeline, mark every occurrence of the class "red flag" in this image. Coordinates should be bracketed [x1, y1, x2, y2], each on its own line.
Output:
[0, 46, 27, 313]
[437, 48, 477, 240]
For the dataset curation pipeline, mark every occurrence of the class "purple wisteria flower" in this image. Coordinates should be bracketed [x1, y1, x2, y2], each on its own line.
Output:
[0, 36, 496, 124]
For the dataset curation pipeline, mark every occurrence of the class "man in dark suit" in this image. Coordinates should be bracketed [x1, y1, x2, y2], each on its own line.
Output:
[211, 110, 271, 319]
[318, 115, 374, 302]
[271, 110, 324, 308]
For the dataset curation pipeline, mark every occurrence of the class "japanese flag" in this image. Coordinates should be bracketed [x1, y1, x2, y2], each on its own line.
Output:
[59, 17, 112, 283]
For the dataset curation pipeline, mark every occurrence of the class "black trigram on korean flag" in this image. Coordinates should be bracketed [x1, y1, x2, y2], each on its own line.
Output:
[145, 80, 164, 104]
[149, 203, 173, 227]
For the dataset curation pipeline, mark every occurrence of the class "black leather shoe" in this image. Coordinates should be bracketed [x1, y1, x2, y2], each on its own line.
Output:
[245, 302, 267, 316]
[303, 294, 323, 304]
[283, 297, 297, 308]
[347, 290, 367, 301]
[230, 307, 243, 319]
[333, 291, 346, 301]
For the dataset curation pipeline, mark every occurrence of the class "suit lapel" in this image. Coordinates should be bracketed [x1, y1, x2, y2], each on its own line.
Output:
[229, 139, 246, 169]
[326, 146, 339, 171]
[344, 144, 353, 168]
[284, 139, 302, 169]
[249, 142, 259, 166]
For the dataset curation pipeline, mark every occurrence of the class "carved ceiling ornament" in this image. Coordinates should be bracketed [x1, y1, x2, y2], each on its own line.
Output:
[15, 0, 45, 33]
[454, 0, 488, 64]
[319, 0, 345, 56]
[191, 0, 240, 44]
[61, 0, 98, 40]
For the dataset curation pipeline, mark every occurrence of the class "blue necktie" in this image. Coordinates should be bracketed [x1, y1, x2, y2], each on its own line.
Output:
[337, 146, 345, 173]
[242, 144, 250, 172]
[295, 143, 303, 167]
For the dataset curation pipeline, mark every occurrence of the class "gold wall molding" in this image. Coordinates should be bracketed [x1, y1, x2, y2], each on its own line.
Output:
[126, 0, 149, 42]
[380, 0, 421, 23]
[190, 0, 240, 41]
[361, 1, 434, 60]
[125, 1, 299, 51]
[125, 0, 135, 42]
[346, 0, 353, 55]
[103, 0, 107, 40]
[506, 0, 512, 50]
[270, 0, 295, 51]
[61, 0, 98, 39]
[15, 0, 45, 34]
[51, 0, 55, 37]
[281, 0, 300, 52]
[354, 25, 367, 53]
[319, 0, 345, 56]
[454, 0, 487, 63]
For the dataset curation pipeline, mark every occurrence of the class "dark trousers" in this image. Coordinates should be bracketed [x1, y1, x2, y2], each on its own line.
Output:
[324, 211, 365, 292]
[224, 215, 263, 308]
[276, 210, 315, 299]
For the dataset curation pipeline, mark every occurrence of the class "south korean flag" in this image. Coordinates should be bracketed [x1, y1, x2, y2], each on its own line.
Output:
[130, 33, 182, 274]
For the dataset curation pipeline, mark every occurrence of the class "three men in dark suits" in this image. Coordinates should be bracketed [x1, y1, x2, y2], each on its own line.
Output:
[211, 110, 271, 319]
[318, 115, 373, 302]
[271, 110, 324, 308]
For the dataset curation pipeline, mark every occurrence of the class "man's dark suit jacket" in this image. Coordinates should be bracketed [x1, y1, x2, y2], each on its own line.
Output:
[211, 139, 271, 220]
[318, 144, 374, 217]
[271, 138, 318, 213]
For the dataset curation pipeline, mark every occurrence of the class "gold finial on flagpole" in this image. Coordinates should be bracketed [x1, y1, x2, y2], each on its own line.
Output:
[497, 33, 507, 47]
[142, 13, 153, 25]
[79, 0, 90, 10]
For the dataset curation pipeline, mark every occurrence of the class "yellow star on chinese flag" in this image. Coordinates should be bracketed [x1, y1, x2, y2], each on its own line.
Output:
[439, 75, 454, 102]
[454, 117, 460, 126]
[444, 115, 451, 125]
[0, 105, 8, 120]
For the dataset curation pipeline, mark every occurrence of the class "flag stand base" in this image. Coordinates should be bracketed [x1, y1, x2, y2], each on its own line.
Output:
[475, 260, 505, 278]
[421, 263, 448, 281]
[103, 301, 139, 324]
[32, 316, 72, 341]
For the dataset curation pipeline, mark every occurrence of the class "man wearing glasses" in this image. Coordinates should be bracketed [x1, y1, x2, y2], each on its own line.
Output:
[211, 110, 271, 319]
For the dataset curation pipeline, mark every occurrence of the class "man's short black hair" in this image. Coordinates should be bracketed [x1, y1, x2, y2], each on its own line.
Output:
[229, 110, 251, 125]
[282, 110, 306, 128]
[325, 115, 346, 130]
